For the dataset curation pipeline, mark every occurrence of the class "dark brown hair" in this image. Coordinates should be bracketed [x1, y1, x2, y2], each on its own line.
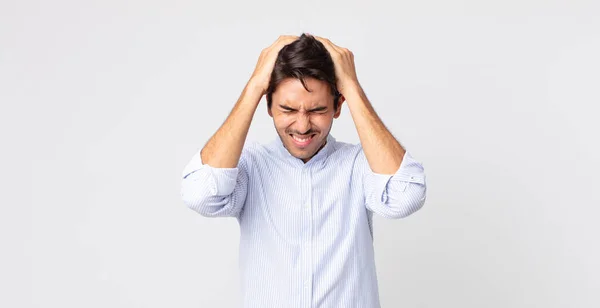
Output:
[266, 33, 341, 110]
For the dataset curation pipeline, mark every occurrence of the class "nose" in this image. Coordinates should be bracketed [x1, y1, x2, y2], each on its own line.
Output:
[295, 113, 311, 134]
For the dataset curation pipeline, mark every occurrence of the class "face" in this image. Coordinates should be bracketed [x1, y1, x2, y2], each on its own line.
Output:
[268, 77, 343, 163]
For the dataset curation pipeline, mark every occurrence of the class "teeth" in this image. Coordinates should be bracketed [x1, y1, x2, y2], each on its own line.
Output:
[292, 135, 312, 142]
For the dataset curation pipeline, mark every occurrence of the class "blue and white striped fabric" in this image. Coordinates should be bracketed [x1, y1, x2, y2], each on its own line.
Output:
[181, 134, 427, 308]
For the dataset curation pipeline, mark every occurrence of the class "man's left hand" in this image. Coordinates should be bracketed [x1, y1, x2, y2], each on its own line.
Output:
[314, 35, 361, 96]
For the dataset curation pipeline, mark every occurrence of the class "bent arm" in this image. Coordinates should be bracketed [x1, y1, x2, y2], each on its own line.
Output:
[201, 80, 263, 168]
[181, 148, 250, 218]
[360, 148, 427, 219]
[181, 79, 262, 217]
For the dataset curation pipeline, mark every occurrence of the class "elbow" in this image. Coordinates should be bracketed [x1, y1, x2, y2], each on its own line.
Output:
[181, 188, 212, 217]
[180, 177, 220, 217]
[382, 200, 425, 219]
[181, 192, 231, 217]
[180, 165, 245, 218]
[397, 192, 426, 219]
[181, 181, 241, 218]
[381, 184, 427, 219]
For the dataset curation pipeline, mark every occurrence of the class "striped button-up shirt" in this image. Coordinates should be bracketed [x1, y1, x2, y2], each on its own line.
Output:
[180, 134, 427, 308]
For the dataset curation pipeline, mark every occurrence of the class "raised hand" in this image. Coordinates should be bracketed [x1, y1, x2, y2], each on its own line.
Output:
[313, 36, 360, 96]
[250, 35, 299, 96]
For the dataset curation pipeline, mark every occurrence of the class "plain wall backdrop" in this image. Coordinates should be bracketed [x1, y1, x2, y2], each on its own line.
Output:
[2, 0, 599, 307]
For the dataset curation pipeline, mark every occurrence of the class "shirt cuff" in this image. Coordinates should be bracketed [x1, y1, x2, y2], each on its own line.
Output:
[181, 148, 205, 179]
[181, 148, 240, 196]
[364, 151, 426, 203]
[390, 151, 426, 184]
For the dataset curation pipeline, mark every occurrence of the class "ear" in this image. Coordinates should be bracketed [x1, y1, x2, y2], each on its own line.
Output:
[333, 94, 345, 119]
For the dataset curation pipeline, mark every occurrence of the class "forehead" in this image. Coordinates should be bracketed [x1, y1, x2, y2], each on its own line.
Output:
[273, 77, 333, 108]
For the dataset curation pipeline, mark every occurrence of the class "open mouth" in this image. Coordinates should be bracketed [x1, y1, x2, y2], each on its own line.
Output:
[289, 134, 316, 148]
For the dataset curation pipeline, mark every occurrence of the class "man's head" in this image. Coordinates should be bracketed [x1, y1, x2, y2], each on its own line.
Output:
[266, 33, 344, 163]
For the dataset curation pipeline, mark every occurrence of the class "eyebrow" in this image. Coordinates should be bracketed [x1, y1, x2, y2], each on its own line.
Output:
[278, 104, 327, 112]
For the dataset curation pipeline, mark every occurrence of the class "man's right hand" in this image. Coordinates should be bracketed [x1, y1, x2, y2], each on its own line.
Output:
[249, 35, 299, 96]
[198, 35, 297, 168]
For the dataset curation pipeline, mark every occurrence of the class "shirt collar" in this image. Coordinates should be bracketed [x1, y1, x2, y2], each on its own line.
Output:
[269, 133, 337, 168]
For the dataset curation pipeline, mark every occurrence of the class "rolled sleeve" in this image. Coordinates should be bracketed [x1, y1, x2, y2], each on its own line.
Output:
[181, 148, 205, 179]
[180, 148, 249, 217]
[363, 150, 427, 219]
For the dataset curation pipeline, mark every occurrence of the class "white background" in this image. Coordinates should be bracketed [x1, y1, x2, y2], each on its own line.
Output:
[2, 0, 599, 307]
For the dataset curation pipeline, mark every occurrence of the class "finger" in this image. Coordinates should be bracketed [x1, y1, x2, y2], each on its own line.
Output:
[277, 35, 299, 44]
[314, 36, 343, 54]
[274, 35, 299, 49]
[264, 35, 297, 54]
[314, 36, 334, 51]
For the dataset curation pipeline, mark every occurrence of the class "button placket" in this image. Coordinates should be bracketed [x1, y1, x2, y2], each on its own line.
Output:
[302, 167, 311, 211]
[306, 166, 313, 300]
[299, 166, 313, 302]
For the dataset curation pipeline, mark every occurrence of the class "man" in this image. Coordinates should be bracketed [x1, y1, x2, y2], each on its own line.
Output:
[181, 33, 427, 308]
